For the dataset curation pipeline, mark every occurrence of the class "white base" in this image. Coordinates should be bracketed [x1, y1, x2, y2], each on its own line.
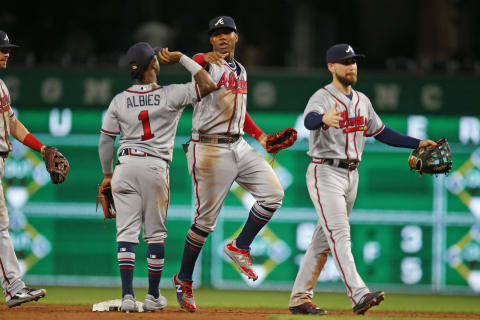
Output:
[92, 299, 145, 312]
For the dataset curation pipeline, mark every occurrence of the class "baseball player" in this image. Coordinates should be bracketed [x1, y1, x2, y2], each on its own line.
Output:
[172, 16, 284, 312]
[288, 43, 437, 315]
[98, 42, 219, 312]
[0, 30, 56, 308]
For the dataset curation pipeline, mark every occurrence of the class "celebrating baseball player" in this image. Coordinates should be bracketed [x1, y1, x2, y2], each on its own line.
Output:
[172, 16, 296, 312]
[98, 42, 218, 312]
[0, 31, 69, 308]
[288, 43, 437, 315]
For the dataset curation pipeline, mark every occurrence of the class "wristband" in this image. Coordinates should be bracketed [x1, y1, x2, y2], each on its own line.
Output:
[23, 133, 44, 152]
[180, 55, 203, 75]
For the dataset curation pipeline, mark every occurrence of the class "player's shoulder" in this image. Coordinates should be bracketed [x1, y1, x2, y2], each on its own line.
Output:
[353, 89, 372, 104]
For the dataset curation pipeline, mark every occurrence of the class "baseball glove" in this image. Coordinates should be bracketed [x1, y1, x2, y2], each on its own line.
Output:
[96, 184, 116, 219]
[265, 128, 298, 154]
[408, 137, 452, 175]
[43, 146, 69, 184]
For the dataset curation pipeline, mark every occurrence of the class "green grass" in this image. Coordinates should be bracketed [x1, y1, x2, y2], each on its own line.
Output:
[3, 287, 480, 318]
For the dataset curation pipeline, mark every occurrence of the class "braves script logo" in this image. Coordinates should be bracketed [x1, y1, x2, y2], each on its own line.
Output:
[215, 18, 224, 26]
[217, 72, 247, 94]
[322, 110, 367, 134]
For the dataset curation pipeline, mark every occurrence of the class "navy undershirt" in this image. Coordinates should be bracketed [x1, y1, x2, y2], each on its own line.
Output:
[304, 91, 420, 149]
[226, 60, 241, 76]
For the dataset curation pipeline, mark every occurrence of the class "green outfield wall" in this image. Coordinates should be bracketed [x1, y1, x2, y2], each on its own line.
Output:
[5, 107, 479, 294]
[3, 68, 479, 115]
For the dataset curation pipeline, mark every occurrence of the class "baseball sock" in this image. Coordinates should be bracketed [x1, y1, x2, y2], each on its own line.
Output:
[147, 242, 164, 299]
[179, 225, 208, 281]
[118, 241, 135, 297]
[235, 203, 275, 250]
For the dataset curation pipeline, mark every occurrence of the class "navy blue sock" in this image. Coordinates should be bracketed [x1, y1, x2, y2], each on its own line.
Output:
[235, 203, 275, 250]
[118, 241, 135, 297]
[147, 242, 164, 299]
[178, 225, 208, 281]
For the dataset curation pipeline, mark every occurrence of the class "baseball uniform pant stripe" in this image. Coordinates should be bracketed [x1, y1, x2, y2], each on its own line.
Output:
[314, 164, 356, 304]
[0, 257, 10, 285]
[191, 144, 201, 225]
[0, 257, 12, 299]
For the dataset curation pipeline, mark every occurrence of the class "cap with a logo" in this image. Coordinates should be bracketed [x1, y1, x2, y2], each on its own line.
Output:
[0, 31, 19, 48]
[208, 16, 237, 35]
[326, 43, 364, 64]
[126, 42, 161, 72]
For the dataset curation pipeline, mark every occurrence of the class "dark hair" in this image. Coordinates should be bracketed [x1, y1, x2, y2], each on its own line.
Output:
[129, 65, 145, 81]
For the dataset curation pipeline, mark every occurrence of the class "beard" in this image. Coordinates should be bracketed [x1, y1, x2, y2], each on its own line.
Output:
[336, 72, 357, 87]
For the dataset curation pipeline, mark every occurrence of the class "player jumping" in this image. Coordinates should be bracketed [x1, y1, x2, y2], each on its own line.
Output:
[172, 16, 286, 312]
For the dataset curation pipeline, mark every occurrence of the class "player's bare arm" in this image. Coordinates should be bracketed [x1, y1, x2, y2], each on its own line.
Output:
[194, 69, 217, 97]
[157, 48, 217, 97]
[157, 48, 183, 64]
[419, 139, 437, 148]
[9, 117, 30, 143]
[203, 51, 228, 66]
[322, 102, 342, 128]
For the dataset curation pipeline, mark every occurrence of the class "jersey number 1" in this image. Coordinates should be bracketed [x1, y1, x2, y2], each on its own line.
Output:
[138, 110, 154, 141]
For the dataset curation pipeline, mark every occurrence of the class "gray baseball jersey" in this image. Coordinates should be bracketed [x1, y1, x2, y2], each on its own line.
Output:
[101, 82, 199, 243]
[0, 79, 15, 152]
[0, 79, 27, 302]
[290, 83, 384, 308]
[101, 82, 200, 162]
[185, 57, 283, 233]
[305, 83, 384, 161]
[191, 59, 247, 137]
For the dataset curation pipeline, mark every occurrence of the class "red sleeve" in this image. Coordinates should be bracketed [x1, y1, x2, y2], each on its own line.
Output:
[193, 53, 208, 68]
[243, 112, 265, 140]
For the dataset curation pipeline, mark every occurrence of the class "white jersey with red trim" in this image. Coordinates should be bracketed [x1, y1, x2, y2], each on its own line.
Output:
[304, 83, 384, 161]
[191, 58, 247, 136]
[101, 82, 199, 162]
[0, 79, 15, 152]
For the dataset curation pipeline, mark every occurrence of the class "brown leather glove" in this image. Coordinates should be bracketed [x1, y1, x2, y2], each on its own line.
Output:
[96, 184, 116, 219]
[408, 137, 452, 175]
[265, 128, 298, 154]
[43, 146, 70, 184]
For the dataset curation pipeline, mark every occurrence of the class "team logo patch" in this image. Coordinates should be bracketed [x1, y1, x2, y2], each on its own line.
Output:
[215, 18, 224, 26]
[346, 45, 354, 53]
[3, 34, 8, 42]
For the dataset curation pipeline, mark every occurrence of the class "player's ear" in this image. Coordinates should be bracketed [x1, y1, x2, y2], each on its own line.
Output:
[234, 32, 239, 44]
[327, 63, 335, 73]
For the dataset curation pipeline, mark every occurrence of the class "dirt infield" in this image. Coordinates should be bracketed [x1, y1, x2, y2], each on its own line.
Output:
[1, 305, 480, 319]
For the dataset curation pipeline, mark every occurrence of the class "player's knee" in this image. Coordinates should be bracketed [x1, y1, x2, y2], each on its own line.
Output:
[266, 187, 284, 209]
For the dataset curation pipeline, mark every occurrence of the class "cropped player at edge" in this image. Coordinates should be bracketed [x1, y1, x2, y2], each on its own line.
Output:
[288, 44, 437, 315]
[0, 31, 70, 308]
[98, 42, 218, 312]
[172, 16, 295, 312]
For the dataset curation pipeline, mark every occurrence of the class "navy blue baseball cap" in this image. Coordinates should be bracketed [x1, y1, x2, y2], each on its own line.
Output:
[208, 16, 237, 35]
[126, 42, 161, 72]
[326, 43, 365, 64]
[0, 31, 19, 48]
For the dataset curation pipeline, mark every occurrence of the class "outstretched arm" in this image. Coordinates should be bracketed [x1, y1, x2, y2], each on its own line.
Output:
[375, 126, 437, 148]
[158, 48, 221, 97]
[10, 117, 46, 154]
